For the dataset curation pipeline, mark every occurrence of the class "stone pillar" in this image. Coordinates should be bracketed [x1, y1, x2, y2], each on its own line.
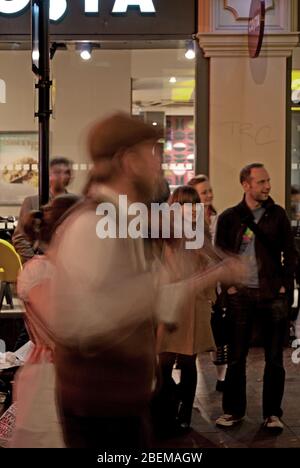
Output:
[197, 0, 299, 211]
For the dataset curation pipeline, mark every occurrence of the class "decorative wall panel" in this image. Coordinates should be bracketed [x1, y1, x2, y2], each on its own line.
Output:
[223, 0, 275, 21]
[213, 0, 290, 32]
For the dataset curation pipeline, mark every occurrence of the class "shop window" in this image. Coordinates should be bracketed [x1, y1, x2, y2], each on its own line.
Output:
[132, 59, 195, 190]
[291, 70, 300, 224]
[164, 115, 194, 187]
[0, 43, 196, 204]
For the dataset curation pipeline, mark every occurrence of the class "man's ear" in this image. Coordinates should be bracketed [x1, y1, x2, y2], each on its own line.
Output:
[242, 181, 249, 192]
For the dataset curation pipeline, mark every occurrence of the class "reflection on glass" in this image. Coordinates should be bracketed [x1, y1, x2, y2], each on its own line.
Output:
[291, 185, 300, 221]
[291, 68, 300, 223]
[132, 67, 195, 190]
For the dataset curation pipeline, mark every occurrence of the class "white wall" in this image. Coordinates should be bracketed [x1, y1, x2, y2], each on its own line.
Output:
[0, 47, 195, 216]
[0, 52, 37, 216]
[210, 56, 287, 212]
[131, 49, 194, 78]
[0, 52, 36, 133]
[51, 49, 131, 194]
[0, 49, 131, 215]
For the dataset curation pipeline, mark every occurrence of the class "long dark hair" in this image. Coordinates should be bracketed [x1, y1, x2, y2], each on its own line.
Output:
[169, 185, 200, 205]
[23, 194, 80, 245]
[165, 186, 201, 247]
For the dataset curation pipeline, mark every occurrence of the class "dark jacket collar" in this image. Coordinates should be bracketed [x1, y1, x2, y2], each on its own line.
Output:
[234, 195, 275, 221]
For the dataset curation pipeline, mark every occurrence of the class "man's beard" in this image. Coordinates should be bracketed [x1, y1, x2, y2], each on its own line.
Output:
[152, 176, 170, 204]
[133, 174, 164, 205]
[255, 193, 269, 201]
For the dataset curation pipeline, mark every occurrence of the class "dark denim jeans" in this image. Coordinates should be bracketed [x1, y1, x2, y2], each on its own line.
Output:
[223, 288, 289, 419]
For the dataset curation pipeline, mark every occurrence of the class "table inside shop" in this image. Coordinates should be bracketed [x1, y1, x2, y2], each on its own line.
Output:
[0, 310, 24, 417]
[0, 311, 24, 352]
[0, 217, 16, 243]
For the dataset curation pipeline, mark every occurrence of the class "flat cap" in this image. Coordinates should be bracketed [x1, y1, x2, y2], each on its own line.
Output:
[88, 112, 163, 162]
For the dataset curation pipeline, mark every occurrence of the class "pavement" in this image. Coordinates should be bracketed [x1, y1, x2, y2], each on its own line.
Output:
[157, 348, 300, 448]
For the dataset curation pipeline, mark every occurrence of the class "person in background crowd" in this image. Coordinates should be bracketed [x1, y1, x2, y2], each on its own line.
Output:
[188, 175, 227, 392]
[12, 157, 73, 351]
[156, 185, 216, 436]
[12, 157, 73, 264]
[215, 163, 296, 432]
[10, 194, 80, 448]
[188, 175, 217, 240]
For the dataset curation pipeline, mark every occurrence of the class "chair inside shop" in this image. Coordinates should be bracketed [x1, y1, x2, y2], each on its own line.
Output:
[0, 240, 22, 311]
[0, 216, 16, 243]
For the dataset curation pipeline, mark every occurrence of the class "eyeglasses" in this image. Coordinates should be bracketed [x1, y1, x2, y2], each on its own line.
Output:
[152, 140, 164, 159]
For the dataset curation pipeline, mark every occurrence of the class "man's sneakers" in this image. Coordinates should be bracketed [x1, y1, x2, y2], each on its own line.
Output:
[216, 414, 284, 432]
[263, 416, 284, 432]
[216, 414, 244, 427]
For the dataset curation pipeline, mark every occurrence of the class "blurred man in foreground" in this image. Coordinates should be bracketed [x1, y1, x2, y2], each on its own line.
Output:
[50, 113, 243, 448]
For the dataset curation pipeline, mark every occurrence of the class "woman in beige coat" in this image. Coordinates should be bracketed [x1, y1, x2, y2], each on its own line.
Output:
[188, 174, 227, 392]
[157, 186, 216, 434]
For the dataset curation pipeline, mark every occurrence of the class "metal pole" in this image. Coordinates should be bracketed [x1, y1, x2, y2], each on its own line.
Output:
[34, 0, 51, 208]
[195, 40, 209, 176]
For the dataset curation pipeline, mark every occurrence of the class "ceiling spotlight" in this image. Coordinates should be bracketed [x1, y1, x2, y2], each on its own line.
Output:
[169, 77, 177, 84]
[185, 41, 196, 60]
[80, 45, 92, 61]
[32, 50, 40, 62]
[81, 50, 92, 61]
[77, 43, 100, 61]
[152, 122, 158, 126]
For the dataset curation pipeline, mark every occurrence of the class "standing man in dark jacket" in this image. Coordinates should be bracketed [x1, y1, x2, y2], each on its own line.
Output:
[215, 163, 296, 432]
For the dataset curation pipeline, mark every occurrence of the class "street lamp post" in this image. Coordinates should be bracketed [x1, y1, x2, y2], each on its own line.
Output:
[32, 0, 52, 208]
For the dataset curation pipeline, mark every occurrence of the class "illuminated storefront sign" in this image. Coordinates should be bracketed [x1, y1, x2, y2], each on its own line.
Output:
[0, 0, 195, 38]
[0, 0, 156, 20]
[112, 1, 156, 14]
[0, 0, 29, 15]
